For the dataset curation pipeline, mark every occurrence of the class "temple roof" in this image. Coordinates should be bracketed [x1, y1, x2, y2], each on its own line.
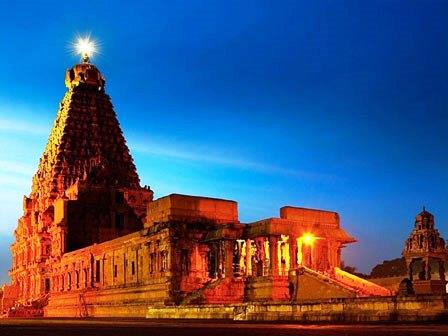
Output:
[403, 208, 448, 260]
[244, 216, 356, 244]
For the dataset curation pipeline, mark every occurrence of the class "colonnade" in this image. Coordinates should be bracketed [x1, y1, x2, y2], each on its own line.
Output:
[208, 234, 337, 279]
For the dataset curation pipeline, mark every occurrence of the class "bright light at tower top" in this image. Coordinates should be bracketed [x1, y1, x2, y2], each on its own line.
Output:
[74, 36, 97, 63]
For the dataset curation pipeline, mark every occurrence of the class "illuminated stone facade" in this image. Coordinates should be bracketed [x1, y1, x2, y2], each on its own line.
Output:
[2, 61, 391, 318]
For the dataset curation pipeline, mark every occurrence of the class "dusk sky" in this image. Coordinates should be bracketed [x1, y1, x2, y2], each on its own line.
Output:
[0, 0, 448, 283]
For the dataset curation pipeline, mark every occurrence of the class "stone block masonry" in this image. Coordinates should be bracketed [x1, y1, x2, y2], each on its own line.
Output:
[147, 295, 448, 322]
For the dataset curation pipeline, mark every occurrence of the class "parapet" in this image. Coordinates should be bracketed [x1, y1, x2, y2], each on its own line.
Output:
[280, 206, 339, 227]
[146, 193, 238, 227]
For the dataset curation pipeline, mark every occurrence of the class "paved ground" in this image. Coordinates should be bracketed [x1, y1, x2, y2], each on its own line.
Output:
[1, 319, 448, 336]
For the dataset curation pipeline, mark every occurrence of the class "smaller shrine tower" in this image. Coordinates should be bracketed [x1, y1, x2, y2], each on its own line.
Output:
[402, 208, 448, 294]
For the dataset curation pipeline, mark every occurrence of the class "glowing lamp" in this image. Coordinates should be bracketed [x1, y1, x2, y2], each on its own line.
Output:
[301, 233, 316, 246]
[75, 36, 96, 63]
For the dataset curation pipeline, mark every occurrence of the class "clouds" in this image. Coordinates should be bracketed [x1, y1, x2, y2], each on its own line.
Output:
[0, 111, 337, 182]
[128, 135, 337, 182]
[0, 114, 43, 235]
[0, 160, 35, 177]
[0, 117, 48, 136]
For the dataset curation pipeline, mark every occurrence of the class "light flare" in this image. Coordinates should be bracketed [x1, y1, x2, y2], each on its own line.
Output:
[74, 35, 97, 63]
[301, 232, 316, 246]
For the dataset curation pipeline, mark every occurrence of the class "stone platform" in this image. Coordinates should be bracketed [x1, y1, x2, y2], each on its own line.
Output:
[146, 295, 448, 322]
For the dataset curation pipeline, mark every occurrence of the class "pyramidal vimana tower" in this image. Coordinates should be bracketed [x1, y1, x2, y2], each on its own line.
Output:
[1, 39, 391, 318]
[8, 46, 153, 312]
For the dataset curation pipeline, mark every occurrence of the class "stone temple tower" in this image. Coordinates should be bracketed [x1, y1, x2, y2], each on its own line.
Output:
[402, 208, 448, 294]
[9, 56, 153, 303]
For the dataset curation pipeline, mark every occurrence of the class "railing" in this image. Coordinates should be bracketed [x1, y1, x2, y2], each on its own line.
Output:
[181, 278, 223, 305]
[334, 267, 393, 296]
[298, 266, 363, 294]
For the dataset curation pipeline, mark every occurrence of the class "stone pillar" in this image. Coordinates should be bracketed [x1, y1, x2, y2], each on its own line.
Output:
[217, 242, 223, 278]
[419, 259, 427, 280]
[60, 274, 64, 291]
[135, 248, 140, 283]
[209, 244, 217, 278]
[246, 239, 252, 276]
[224, 240, 234, 278]
[99, 259, 104, 287]
[311, 241, 318, 270]
[123, 253, 127, 285]
[269, 236, 279, 276]
[336, 243, 342, 268]
[256, 238, 265, 276]
[90, 255, 95, 287]
[408, 259, 414, 281]
[290, 237, 297, 270]
[66, 272, 71, 291]
[234, 241, 242, 276]
[425, 258, 431, 280]
[263, 238, 270, 276]
[439, 260, 446, 281]
[281, 238, 290, 275]
[192, 245, 200, 275]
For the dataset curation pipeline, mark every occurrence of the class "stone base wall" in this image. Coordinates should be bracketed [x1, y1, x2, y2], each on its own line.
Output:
[46, 282, 170, 317]
[369, 276, 404, 292]
[295, 269, 357, 300]
[203, 278, 245, 304]
[147, 295, 448, 322]
[245, 276, 289, 302]
[0, 284, 19, 314]
[413, 280, 447, 295]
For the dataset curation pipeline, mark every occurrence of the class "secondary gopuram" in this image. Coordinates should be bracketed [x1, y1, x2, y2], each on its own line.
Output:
[0, 51, 392, 318]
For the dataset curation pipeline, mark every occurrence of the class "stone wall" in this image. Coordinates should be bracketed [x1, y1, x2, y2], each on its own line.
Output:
[279, 206, 339, 228]
[147, 295, 448, 322]
[294, 269, 356, 300]
[245, 276, 290, 302]
[46, 281, 170, 317]
[146, 194, 238, 227]
[369, 276, 405, 293]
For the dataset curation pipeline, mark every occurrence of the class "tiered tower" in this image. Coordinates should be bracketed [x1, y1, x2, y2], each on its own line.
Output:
[402, 208, 448, 294]
[9, 55, 153, 303]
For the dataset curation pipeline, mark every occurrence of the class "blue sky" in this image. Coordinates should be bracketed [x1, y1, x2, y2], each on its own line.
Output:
[0, 1, 448, 283]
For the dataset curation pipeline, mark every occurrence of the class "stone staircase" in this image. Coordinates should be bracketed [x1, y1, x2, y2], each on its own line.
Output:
[333, 267, 393, 297]
[5, 294, 48, 318]
[297, 266, 392, 298]
[181, 277, 245, 305]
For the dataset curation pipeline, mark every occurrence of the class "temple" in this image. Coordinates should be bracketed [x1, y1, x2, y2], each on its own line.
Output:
[1, 57, 392, 318]
[402, 208, 448, 294]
